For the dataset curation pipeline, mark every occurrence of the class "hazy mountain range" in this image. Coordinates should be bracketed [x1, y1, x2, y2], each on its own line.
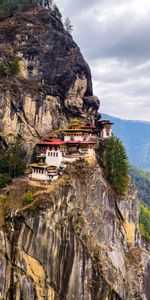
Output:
[102, 114, 150, 170]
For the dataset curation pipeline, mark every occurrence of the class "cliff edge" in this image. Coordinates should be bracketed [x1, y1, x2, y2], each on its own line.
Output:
[0, 161, 150, 299]
[0, 6, 99, 156]
[0, 5, 150, 300]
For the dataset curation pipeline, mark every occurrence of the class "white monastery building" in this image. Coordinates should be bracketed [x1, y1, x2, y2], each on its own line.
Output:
[29, 119, 113, 181]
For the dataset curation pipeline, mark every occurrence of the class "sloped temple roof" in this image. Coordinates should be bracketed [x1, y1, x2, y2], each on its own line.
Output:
[38, 139, 65, 146]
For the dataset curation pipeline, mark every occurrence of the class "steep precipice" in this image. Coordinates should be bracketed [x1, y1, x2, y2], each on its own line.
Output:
[0, 160, 150, 300]
[0, 5, 150, 300]
[0, 6, 99, 155]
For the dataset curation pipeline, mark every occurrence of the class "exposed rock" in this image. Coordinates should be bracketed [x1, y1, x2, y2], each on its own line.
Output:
[0, 161, 149, 299]
[0, 6, 149, 300]
[0, 7, 99, 157]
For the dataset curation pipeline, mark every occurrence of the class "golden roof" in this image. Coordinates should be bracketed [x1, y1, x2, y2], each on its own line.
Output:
[62, 118, 94, 132]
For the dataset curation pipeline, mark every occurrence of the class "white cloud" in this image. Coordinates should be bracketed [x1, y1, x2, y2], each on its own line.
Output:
[56, 0, 150, 121]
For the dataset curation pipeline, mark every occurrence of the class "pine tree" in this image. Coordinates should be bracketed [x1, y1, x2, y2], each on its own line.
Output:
[52, 4, 62, 20]
[0, 139, 26, 178]
[38, 0, 54, 9]
[104, 135, 129, 195]
[0, 62, 6, 76]
[64, 17, 73, 34]
[10, 58, 20, 74]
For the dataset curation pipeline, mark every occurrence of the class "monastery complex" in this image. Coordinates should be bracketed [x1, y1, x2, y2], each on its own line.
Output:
[28, 118, 113, 181]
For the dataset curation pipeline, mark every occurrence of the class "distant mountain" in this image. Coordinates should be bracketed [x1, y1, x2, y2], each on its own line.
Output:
[129, 165, 150, 207]
[102, 114, 150, 170]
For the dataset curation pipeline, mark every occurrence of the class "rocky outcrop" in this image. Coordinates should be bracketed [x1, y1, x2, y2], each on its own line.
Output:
[0, 7, 99, 156]
[0, 161, 149, 300]
[0, 5, 149, 300]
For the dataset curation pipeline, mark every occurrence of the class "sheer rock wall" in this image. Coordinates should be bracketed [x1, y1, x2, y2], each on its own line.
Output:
[0, 7, 99, 157]
[0, 162, 150, 300]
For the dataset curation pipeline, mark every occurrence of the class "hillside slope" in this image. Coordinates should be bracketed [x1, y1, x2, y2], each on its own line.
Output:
[129, 165, 150, 207]
[102, 114, 150, 170]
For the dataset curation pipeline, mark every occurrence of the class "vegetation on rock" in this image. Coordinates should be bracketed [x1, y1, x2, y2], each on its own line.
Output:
[0, 62, 7, 76]
[103, 135, 129, 195]
[23, 191, 33, 205]
[0, 0, 62, 21]
[64, 17, 73, 34]
[140, 204, 150, 243]
[0, 58, 20, 77]
[0, 174, 11, 189]
[0, 0, 38, 20]
[129, 165, 150, 208]
[0, 139, 26, 180]
[10, 58, 20, 74]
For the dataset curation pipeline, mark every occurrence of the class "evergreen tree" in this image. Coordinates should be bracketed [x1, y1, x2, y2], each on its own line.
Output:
[0, 62, 6, 76]
[10, 58, 20, 74]
[64, 17, 73, 34]
[140, 204, 150, 242]
[0, 0, 39, 20]
[0, 139, 26, 178]
[38, 0, 54, 9]
[52, 4, 62, 20]
[103, 135, 129, 195]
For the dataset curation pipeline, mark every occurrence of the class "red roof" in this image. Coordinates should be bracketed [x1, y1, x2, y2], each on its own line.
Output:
[38, 139, 65, 146]
[38, 139, 96, 146]
[65, 140, 96, 144]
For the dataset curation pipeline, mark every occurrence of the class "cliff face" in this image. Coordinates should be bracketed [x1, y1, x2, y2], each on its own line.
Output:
[0, 6, 150, 300]
[0, 7, 99, 155]
[0, 161, 150, 300]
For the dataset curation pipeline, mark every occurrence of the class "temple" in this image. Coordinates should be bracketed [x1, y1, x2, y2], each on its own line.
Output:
[28, 119, 113, 181]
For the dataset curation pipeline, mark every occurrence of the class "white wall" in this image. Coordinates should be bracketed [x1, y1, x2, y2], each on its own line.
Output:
[31, 171, 49, 181]
[101, 128, 112, 139]
[64, 134, 98, 142]
[46, 150, 63, 167]
[64, 135, 83, 142]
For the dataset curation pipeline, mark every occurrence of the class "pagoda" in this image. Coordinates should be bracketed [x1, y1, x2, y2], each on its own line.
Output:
[28, 118, 113, 181]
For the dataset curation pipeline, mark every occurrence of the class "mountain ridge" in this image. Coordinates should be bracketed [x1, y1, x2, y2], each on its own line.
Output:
[102, 113, 150, 170]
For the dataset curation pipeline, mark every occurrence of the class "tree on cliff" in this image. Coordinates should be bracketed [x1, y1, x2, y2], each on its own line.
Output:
[38, 0, 54, 9]
[0, 0, 38, 20]
[64, 17, 73, 34]
[140, 204, 150, 242]
[52, 4, 62, 20]
[103, 135, 129, 195]
[0, 139, 26, 178]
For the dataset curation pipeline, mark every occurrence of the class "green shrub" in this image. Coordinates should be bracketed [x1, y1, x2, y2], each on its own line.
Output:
[0, 62, 6, 77]
[10, 59, 20, 74]
[38, 11, 50, 23]
[0, 0, 39, 20]
[23, 191, 33, 205]
[103, 135, 129, 195]
[139, 204, 150, 243]
[0, 174, 12, 189]
[0, 140, 26, 178]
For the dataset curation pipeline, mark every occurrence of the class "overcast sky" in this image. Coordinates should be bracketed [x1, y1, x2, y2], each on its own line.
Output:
[56, 0, 150, 121]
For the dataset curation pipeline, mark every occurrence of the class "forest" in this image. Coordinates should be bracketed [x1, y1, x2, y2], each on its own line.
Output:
[129, 165, 150, 243]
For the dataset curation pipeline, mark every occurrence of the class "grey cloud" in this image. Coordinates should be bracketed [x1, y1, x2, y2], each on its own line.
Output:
[56, 0, 150, 121]
[56, 0, 150, 62]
